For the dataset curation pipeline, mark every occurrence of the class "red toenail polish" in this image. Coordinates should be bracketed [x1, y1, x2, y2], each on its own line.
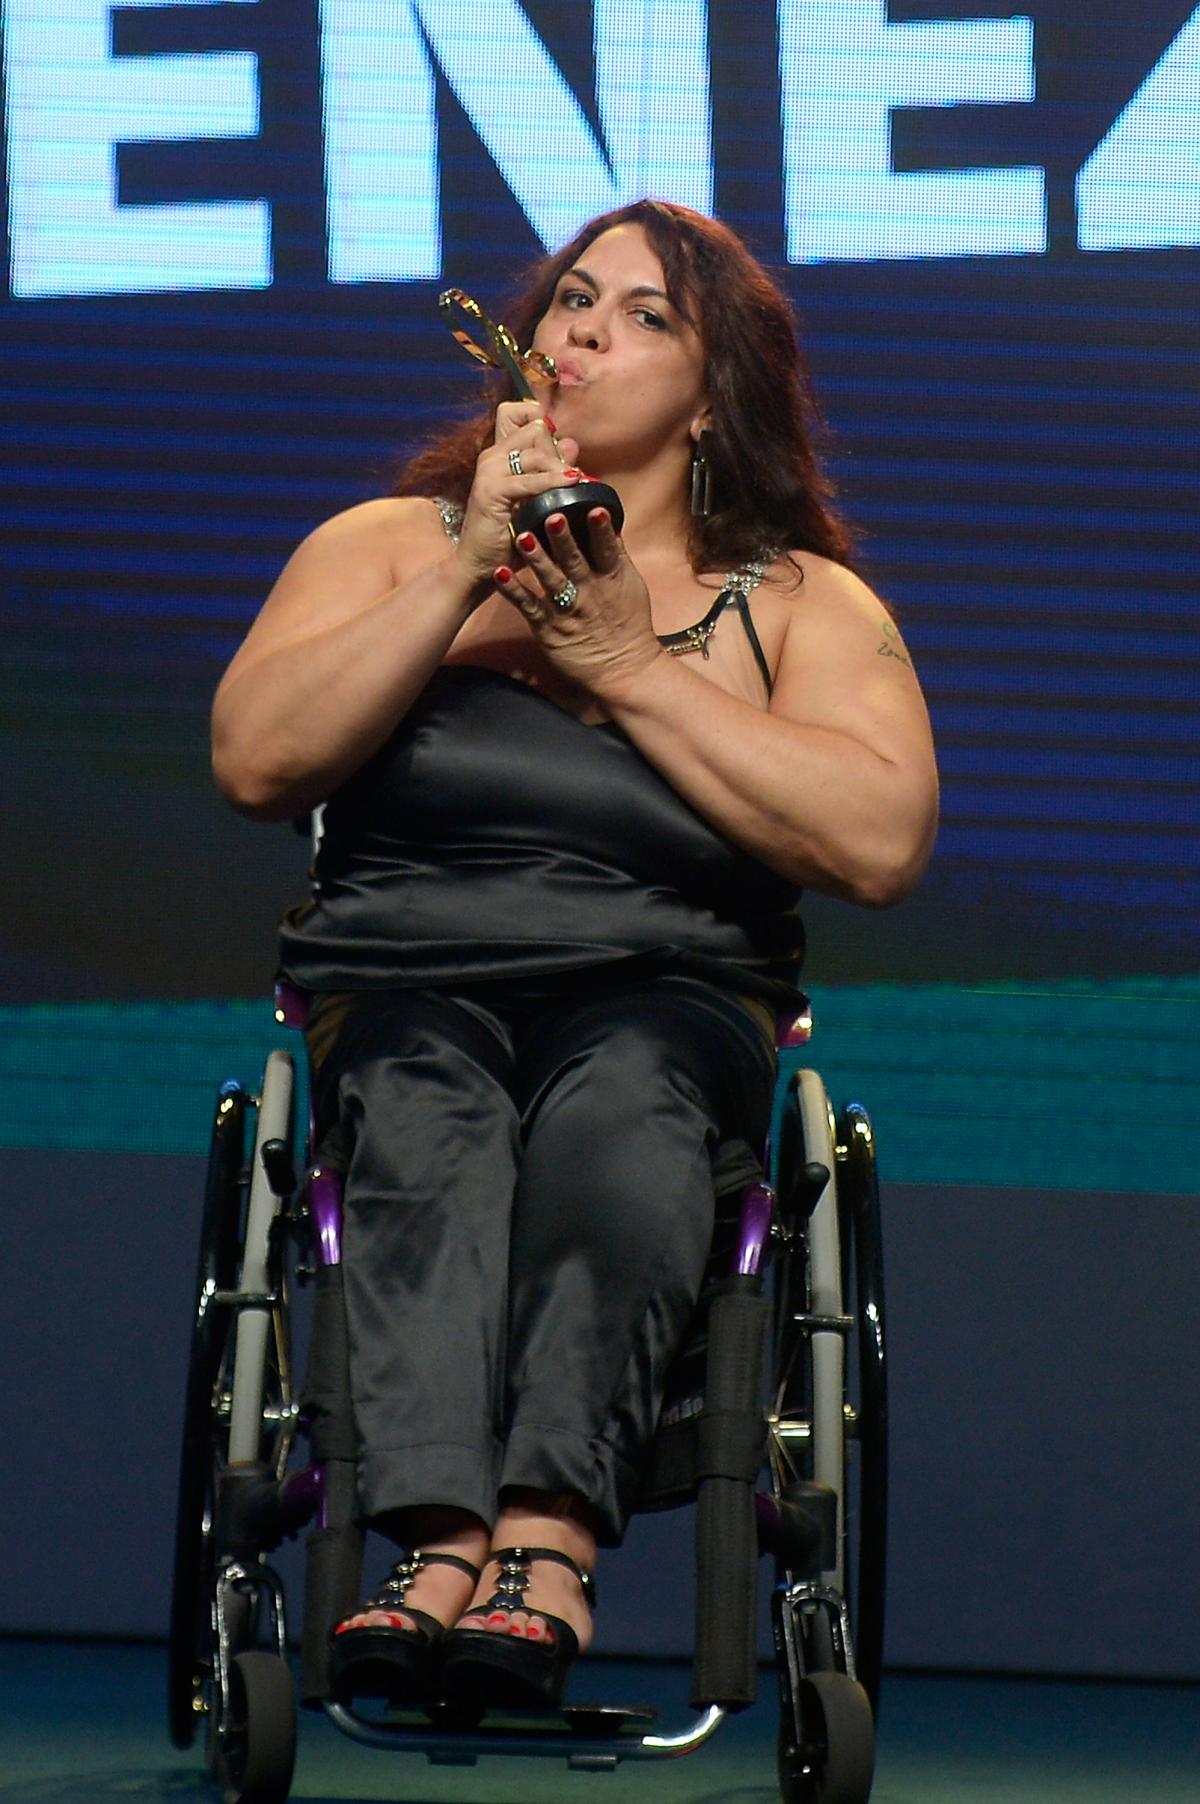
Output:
[487, 1612, 507, 1625]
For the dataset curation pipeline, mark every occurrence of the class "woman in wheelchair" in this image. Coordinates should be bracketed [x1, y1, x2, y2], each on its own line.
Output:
[210, 200, 938, 1715]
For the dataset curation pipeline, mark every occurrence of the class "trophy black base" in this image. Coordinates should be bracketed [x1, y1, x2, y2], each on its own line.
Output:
[514, 482, 624, 565]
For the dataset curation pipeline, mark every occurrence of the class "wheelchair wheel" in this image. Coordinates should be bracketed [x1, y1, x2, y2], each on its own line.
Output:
[168, 1053, 298, 1753]
[769, 1070, 880, 1803]
[169, 1081, 248, 1749]
[838, 1102, 887, 1716]
[778, 1671, 875, 1804]
[216, 1650, 297, 1804]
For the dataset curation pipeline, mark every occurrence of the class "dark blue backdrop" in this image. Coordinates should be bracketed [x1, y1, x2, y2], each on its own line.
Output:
[3, 0, 1197, 1001]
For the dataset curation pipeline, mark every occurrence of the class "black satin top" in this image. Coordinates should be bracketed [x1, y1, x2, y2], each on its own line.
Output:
[278, 664, 804, 1006]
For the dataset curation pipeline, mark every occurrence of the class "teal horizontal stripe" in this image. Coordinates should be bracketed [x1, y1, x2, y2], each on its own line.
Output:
[0, 981, 1196, 1194]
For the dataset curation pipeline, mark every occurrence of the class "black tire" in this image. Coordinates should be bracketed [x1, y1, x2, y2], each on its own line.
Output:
[838, 1104, 887, 1719]
[779, 1671, 875, 1804]
[204, 1583, 259, 1778]
[217, 1651, 297, 1804]
[169, 1082, 247, 1749]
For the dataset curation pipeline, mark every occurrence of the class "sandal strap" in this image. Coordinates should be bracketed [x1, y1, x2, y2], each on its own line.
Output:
[410, 1549, 483, 1581]
[487, 1544, 597, 1610]
[364, 1546, 482, 1609]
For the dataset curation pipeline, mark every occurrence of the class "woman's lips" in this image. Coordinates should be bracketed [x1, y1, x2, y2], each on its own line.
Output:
[553, 358, 587, 386]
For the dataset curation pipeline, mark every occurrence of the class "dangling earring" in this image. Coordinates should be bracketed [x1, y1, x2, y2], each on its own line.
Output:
[690, 430, 713, 518]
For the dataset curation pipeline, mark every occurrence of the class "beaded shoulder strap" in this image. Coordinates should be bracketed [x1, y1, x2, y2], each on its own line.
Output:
[435, 497, 464, 544]
[657, 557, 775, 694]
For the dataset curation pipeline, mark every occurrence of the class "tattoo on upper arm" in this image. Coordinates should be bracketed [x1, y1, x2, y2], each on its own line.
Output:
[876, 619, 913, 669]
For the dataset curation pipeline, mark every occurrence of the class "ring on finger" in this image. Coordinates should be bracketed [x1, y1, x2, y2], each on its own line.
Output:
[508, 448, 524, 477]
[551, 580, 578, 612]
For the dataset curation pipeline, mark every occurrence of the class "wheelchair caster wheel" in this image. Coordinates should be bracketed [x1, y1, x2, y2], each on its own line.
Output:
[778, 1670, 875, 1804]
[217, 1651, 297, 1804]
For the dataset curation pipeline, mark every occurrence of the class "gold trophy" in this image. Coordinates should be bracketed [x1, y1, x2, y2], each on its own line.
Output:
[439, 288, 624, 560]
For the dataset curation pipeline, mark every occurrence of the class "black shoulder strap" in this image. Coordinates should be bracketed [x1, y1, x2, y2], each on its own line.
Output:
[656, 568, 774, 697]
[725, 591, 774, 697]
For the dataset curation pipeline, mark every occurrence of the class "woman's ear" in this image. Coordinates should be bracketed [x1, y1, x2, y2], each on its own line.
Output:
[689, 406, 712, 444]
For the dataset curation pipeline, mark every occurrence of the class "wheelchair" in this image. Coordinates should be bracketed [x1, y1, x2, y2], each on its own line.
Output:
[167, 984, 887, 1804]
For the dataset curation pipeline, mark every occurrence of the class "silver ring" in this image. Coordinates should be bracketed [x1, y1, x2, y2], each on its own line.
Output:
[508, 448, 524, 477]
[551, 580, 578, 612]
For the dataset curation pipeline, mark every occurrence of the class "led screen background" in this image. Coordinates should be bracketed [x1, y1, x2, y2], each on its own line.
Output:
[4, 3, 1198, 1672]
[1, 1, 1197, 1182]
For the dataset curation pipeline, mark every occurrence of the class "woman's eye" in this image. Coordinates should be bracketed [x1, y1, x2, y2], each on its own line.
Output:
[635, 309, 665, 330]
[559, 289, 591, 309]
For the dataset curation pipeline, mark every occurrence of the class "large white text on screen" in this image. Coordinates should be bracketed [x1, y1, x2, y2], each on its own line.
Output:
[4, 0, 1198, 298]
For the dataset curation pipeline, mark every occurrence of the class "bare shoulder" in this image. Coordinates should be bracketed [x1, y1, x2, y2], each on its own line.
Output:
[219, 497, 454, 693]
[767, 550, 916, 665]
[300, 494, 448, 563]
[764, 548, 883, 618]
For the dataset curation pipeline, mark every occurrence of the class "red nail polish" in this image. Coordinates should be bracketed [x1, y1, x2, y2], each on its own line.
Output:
[516, 532, 537, 553]
[494, 565, 512, 583]
[588, 508, 609, 525]
[548, 514, 568, 534]
[544, 415, 556, 433]
[561, 467, 582, 481]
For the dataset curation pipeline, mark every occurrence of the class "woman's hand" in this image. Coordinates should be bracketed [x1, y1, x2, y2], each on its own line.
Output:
[494, 506, 665, 700]
[456, 401, 582, 591]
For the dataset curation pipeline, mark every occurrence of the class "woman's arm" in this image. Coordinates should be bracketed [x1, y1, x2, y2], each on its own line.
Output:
[212, 405, 576, 819]
[211, 497, 478, 819]
[498, 515, 938, 904]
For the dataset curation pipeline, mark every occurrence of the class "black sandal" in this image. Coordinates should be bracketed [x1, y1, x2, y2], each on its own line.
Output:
[439, 1545, 597, 1712]
[329, 1549, 482, 1704]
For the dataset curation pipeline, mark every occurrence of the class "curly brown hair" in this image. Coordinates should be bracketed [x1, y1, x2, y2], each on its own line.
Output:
[393, 200, 857, 576]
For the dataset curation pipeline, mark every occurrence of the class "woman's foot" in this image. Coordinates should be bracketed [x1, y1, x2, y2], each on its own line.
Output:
[337, 1507, 489, 1639]
[329, 1508, 489, 1703]
[455, 1491, 596, 1650]
[439, 1490, 598, 1711]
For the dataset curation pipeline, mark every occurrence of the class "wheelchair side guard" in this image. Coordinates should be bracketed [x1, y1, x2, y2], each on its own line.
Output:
[771, 1070, 848, 1594]
[227, 1050, 295, 1466]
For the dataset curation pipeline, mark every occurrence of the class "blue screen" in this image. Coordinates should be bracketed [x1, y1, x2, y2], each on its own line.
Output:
[3, 0, 1197, 1012]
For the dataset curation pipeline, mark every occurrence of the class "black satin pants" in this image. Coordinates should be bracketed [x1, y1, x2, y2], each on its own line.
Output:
[306, 972, 775, 1546]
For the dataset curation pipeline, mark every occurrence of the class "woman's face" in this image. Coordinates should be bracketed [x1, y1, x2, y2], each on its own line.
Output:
[530, 223, 709, 468]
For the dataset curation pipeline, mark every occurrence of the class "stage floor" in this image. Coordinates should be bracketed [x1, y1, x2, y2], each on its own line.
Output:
[1, 1639, 1194, 1803]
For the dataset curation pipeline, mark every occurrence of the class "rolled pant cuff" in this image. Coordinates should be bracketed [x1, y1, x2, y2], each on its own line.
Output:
[499, 1422, 640, 1548]
[358, 1439, 502, 1530]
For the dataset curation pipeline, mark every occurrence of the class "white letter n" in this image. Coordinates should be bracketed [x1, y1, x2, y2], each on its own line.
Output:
[320, 0, 713, 284]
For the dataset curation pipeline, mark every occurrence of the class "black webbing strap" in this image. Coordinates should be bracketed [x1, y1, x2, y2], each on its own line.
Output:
[298, 1261, 364, 1705]
[691, 1277, 771, 1712]
[300, 1461, 363, 1706]
[301, 1264, 358, 1463]
[696, 1408, 768, 1481]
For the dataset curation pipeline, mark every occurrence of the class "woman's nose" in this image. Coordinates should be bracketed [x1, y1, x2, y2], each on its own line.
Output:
[567, 310, 607, 352]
